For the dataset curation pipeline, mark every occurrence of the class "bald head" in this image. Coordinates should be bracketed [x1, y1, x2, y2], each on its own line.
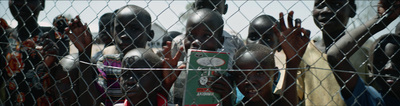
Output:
[186, 8, 224, 32]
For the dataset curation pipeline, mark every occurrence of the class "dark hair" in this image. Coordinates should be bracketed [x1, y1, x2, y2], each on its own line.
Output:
[122, 48, 162, 69]
[234, 44, 275, 68]
[162, 31, 182, 46]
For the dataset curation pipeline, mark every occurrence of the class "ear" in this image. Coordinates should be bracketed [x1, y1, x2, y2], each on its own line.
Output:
[148, 30, 154, 41]
[349, 3, 356, 18]
[223, 4, 228, 14]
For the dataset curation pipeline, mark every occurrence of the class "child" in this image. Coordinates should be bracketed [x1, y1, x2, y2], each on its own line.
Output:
[66, 5, 182, 105]
[293, 0, 400, 105]
[119, 48, 169, 106]
[2, 0, 68, 105]
[169, 8, 227, 104]
[228, 44, 295, 105]
[210, 11, 309, 105]
[91, 12, 114, 63]
[246, 14, 281, 52]
[370, 34, 400, 105]
[48, 53, 104, 105]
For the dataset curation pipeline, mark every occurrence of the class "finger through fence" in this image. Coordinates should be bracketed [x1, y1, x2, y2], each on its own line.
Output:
[0, 0, 399, 106]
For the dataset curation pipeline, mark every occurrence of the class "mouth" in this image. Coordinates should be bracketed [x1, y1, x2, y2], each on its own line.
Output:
[244, 89, 258, 97]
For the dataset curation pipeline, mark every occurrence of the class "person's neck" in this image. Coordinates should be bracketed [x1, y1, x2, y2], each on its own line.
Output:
[16, 20, 40, 41]
[322, 31, 345, 51]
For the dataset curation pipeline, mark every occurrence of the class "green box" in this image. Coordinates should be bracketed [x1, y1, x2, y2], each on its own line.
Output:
[183, 49, 230, 106]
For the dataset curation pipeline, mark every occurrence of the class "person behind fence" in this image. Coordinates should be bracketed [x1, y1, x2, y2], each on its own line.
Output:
[65, 5, 155, 105]
[52, 15, 69, 40]
[47, 53, 105, 105]
[119, 48, 175, 106]
[369, 34, 400, 106]
[91, 12, 114, 63]
[246, 15, 281, 52]
[156, 31, 181, 57]
[211, 11, 310, 105]
[292, 0, 400, 105]
[1, 0, 70, 105]
[0, 18, 11, 104]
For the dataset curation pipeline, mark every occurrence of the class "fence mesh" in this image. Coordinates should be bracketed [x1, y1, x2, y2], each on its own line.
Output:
[0, 0, 399, 106]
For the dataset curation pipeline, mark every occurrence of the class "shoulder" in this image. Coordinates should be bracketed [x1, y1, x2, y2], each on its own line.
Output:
[344, 78, 385, 106]
[102, 45, 119, 55]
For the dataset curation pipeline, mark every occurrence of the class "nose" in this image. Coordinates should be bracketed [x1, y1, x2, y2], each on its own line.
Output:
[190, 39, 201, 49]
[126, 76, 138, 86]
[321, 6, 332, 13]
[383, 60, 395, 71]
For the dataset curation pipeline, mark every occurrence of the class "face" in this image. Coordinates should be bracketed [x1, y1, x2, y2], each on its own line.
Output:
[233, 52, 276, 102]
[194, 0, 227, 14]
[50, 70, 78, 106]
[313, 0, 354, 37]
[372, 41, 400, 94]
[247, 20, 278, 49]
[9, 0, 43, 22]
[99, 19, 112, 45]
[185, 20, 223, 51]
[120, 70, 160, 104]
[113, 8, 152, 53]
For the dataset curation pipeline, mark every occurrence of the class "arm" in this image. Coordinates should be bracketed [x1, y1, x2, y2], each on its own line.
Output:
[326, 0, 400, 98]
[208, 72, 234, 106]
[65, 16, 102, 105]
[272, 11, 310, 105]
[161, 41, 183, 93]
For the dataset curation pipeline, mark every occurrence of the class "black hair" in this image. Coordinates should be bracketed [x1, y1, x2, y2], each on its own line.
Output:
[122, 48, 162, 69]
[99, 12, 113, 30]
[234, 44, 275, 69]
[162, 31, 182, 46]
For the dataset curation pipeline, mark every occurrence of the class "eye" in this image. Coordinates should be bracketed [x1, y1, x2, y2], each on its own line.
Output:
[256, 71, 265, 75]
[205, 34, 211, 38]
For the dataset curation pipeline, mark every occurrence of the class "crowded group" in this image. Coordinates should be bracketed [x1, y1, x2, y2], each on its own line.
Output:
[1, 0, 400, 106]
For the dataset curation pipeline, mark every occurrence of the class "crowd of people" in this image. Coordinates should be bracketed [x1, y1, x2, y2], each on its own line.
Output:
[1, 0, 400, 106]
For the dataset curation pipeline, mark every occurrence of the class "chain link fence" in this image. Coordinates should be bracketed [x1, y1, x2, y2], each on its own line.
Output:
[0, 0, 399, 106]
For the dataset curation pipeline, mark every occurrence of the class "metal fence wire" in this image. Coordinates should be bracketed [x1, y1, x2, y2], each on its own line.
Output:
[0, 0, 399, 106]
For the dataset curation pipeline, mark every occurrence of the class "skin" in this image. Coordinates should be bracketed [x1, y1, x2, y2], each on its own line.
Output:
[233, 52, 277, 105]
[194, 0, 227, 14]
[49, 54, 79, 106]
[53, 15, 69, 34]
[312, 0, 400, 99]
[184, 8, 224, 51]
[9, 0, 44, 41]
[98, 13, 113, 46]
[120, 48, 162, 106]
[66, 7, 183, 105]
[162, 31, 181, 46]
[247, 15, 280, 51]
[113, 5, 154, 54]
[370, 35, 400, 100]
[209, 11, 309, 106]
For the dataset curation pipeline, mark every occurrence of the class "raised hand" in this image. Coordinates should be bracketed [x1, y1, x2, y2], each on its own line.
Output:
[161, 41, 184, 91]
[208, 72, 233, 105]
[40, 37, 59, 67]
[378, 0, 400, 20]
[273, 11, 310, 62]
[65, 16, 92, 53]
